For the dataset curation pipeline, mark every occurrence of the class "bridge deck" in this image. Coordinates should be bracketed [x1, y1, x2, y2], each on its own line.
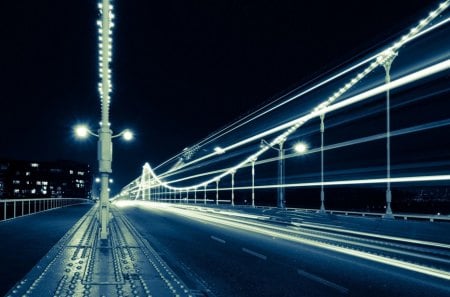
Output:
[6, 205, 192, 297]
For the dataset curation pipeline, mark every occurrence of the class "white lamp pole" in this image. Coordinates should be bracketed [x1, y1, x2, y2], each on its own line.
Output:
[382, 51, 397, 219]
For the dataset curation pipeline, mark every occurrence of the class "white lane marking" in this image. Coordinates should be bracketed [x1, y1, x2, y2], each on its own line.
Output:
[297, 269, 349, 294]
[242, 248, 267, 260]
[210, 235, 226, 244]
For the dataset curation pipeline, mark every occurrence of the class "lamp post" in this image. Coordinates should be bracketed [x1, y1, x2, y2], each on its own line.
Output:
[320, 114, 326, 213]
[380, 50, 397, 219]
[251, 159, 256, 208]
[74, 125, 133, 239]
[261, 139, 308, 209]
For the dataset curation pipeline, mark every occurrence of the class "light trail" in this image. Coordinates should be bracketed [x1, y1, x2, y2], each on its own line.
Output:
[216, 175, 450, 191]
[116, 201, 450, 281]
[153, 117, 450, 185]
[154, 15, 450, 171]
[118, 1, 450, 197]
[127, 60, 450, 193]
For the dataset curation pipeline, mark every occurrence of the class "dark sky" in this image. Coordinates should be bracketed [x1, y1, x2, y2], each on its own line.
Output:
[0, 0, 439, 193]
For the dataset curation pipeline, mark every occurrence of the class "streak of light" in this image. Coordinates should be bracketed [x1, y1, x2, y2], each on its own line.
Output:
[121, 2, 450, 194]
[154, 16, 450, 171]
[119, 201, 450, 281]
[151, 60, 450, 190]
[156, 117, 450, 185]
[219, 175, 450, 191]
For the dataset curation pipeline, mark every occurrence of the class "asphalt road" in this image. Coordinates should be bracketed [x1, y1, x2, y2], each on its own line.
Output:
[118, 202, 450, 297]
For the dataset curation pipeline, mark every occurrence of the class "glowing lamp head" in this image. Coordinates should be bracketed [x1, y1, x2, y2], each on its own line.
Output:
[123, 130, 133, 141]
[75, 125, 89, 138]
[214, 146, 225, 154]
[294, 142, 308, 154]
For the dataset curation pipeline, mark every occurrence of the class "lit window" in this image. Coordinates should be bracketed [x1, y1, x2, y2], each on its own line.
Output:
[26, 172, 30, 176]
[14, 189, 19, 193]
[30, 163, 39, 168]
[42, 181, 48, 185]
[36, 181, 41, 185]
[69, 170, 74, 174]
[31, 189, 36, 194]
[13, 180, 20, 184]
[77, 171, 85, 176]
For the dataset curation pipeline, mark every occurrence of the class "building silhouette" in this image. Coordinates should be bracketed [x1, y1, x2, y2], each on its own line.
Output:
[0, 159, 92, 199]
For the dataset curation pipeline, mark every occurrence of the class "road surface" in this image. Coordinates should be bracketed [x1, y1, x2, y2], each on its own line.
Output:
[117, 201, 450, 297]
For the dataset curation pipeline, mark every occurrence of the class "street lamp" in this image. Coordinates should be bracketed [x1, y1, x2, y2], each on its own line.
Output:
[74, 125, 134, 142]
[74, 124, 132, 239]
[261, 139, 308, 208]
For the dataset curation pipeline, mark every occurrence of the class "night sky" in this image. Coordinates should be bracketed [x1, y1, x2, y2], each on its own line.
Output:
[0, 0, 439, 193]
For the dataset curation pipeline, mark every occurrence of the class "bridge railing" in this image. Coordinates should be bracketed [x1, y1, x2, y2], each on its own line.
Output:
[0, 198, 92, 222]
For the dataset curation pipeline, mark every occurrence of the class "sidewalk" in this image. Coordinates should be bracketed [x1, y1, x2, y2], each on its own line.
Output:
[0, 204, 93, 296]
[5, 205, 193, 297]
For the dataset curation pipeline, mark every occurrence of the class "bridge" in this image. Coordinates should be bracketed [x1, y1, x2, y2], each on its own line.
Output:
[2, 1, 450, 296]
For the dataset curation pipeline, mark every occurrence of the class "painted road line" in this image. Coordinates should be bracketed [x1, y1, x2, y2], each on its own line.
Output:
[210, 235, 226, 244]
[242, 248, 267, 260]
[297, 269, 349, 294]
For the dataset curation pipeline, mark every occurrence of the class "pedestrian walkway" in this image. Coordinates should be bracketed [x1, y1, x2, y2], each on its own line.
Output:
[5, 204, 192, 297]
[0, 204, 93, 296]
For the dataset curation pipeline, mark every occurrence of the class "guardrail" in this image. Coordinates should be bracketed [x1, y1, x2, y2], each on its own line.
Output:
[0, 198, 92, 222]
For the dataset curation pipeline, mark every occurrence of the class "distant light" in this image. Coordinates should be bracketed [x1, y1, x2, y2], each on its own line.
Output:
[75, 125, 89, 138]
[214, 146, 225, 154]
[109, 178, 114, 183]
[95, 177, 101, 183]
[123, 130, 133, 141]
[294, 142, 308, 154]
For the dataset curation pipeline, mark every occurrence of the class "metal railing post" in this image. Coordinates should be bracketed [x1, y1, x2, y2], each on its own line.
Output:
[194, 188, 197, 204]
[231, 171, 235, 207]
[216, 180, 219, 205]
[251, 160, 256, 208]
[204, 185, 207, 204]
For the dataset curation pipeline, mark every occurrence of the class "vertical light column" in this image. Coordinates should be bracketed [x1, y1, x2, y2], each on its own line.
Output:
[204, 185, 207, 204]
